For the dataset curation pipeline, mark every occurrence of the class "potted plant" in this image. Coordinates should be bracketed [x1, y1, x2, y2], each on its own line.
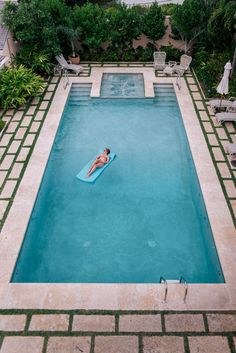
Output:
[58, 14, 81, 64]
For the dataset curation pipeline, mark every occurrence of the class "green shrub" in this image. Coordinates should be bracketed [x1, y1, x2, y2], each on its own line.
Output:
[193, 51, 235, 97]
[159, 45, 183, 62]
[160, 4, 177, 16]
[13, 50, 53, 76]
[0, 65, 45, 110]
[135, 44, 153, 62]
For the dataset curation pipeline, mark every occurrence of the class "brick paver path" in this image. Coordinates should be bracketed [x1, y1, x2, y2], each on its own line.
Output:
[0, 310, 236, 352]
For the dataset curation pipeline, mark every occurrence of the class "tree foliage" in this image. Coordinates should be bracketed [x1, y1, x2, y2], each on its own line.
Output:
[172, 0, 213, 53]
[142, 3, 166, 45]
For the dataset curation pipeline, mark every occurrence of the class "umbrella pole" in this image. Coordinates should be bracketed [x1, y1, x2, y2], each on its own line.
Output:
[219, 95, 223, 108]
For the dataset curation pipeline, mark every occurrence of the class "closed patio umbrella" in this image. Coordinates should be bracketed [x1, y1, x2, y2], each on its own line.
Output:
[217, 61, 232, 104]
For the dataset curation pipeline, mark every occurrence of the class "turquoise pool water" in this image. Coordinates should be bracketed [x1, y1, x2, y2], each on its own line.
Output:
[101, 73, 144, 98]
[12, 82, 224, 283]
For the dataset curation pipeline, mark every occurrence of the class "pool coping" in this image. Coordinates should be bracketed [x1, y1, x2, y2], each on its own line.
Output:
[0, 67, 236, 310]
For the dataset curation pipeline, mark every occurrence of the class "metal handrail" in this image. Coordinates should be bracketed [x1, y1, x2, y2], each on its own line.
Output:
[180, 276, 188, 303]
[160, 276, 168, 303]
[63, 69, 70, 89]
[160, 276, 188, 303]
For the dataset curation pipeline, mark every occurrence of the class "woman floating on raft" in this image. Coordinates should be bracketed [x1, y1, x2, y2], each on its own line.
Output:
[87, 148, 110, 177]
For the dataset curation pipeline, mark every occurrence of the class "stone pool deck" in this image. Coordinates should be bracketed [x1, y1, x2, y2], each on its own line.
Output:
[1, 310, 236, 352]
[0, 62, 235, 351]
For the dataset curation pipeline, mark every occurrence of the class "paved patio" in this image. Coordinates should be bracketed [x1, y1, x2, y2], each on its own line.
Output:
[1, 310, 236, 352]
[0, 63, 235, 351]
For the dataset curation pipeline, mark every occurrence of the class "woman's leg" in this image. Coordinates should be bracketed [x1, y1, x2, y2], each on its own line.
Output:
[87, 162, 104, 177]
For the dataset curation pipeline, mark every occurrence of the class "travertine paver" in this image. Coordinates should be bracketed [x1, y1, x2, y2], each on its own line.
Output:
[187, 77, 195, 84]
[72, 315, 115, 332]
[16, 147, 30, 162]
[34, 111, 45, 121]
[0, 155, 15, 170]
[0, 180, 17, 199]
[44, 92, 53, 100]
[207, 134, 219, 146]
[0, 200, 9, 218]
[195, 101, 205, 110]
[23, 134, 36, 147]
[199, 110, 209, 121]
[40, 101, 49, 110]
[0, 171, 7, 187]
[0, 134, 13, 147]
[0, 315, 26, 331]
[165, 314, 204, 332]
[207, 314, 236, 331]
[217, 162, 231, 178]
[230, 200, 236, 218]
[188, 336, 230, 353]
[189, 84, 198, 91]
[225, 122, 235, 133]
[119, 314, 162, 332]
[212, 147, 225, 161]
[203, 122, 214, 133]
[224, 180, 236, 198]
[9, 163, 24, 179]
[12, 111, 24, 121]
[47, 84, 57, 92]
[192, 92, 202, 100]
[7, 140, 21, 154]
[6, 122, 19, 133]
[215, 128, 228, 140]
[14, 128, 27, 140]
[94, 336, 138, 353]
[29, 314, 69, 331]
[29, 122, 41, 133]
[26, 106, 36, 115]
[0, 336, 44, 353]
[46, 337, 91, 353]
[0, 147, 5, 158]
[31, 97, 41, 105]
[21, 116, 33, 127]
[143, 336, 185, 353]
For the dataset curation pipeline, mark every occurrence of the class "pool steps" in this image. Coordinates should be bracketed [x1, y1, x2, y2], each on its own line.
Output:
[68, 83, 177, 108]
[68, 83, 92, 106]
[153, 84, 177, 108]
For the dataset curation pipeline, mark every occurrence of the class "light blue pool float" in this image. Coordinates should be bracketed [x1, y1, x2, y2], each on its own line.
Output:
[76, 150, 116, 183]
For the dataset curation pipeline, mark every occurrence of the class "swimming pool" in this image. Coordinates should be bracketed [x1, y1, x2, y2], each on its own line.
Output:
[12, 80, 224, 283]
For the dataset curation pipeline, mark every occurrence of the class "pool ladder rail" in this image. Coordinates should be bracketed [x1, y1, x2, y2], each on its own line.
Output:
[160, 276, 188, 303]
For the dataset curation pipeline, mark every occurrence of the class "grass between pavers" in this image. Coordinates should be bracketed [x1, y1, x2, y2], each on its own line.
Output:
[0, 76, 61, 232]
[184, 74, 236, 228]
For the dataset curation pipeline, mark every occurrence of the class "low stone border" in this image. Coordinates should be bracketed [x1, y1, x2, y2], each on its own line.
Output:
[1, 310, 236, 352]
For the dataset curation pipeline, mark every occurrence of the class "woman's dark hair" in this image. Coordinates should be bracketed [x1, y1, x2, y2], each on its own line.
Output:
[105, 148, 110, 154]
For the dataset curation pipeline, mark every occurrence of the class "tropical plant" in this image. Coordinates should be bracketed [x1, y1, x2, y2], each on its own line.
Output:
[208, 0, 236, 50]
[57, 8, 81, 58]
[0, 66, 45, 110]
[142, 3, 166, 48]
[13, 50, 53, 76]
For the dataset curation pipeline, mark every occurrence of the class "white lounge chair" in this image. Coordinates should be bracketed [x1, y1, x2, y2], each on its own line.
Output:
[209, 97, 236, 112]
[226, 143, 236, 159]
[154, 51, 166, 71]
[215, 111, 236, 124]
[56, 54, 83, 74]
[173, 54, 192, 76]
